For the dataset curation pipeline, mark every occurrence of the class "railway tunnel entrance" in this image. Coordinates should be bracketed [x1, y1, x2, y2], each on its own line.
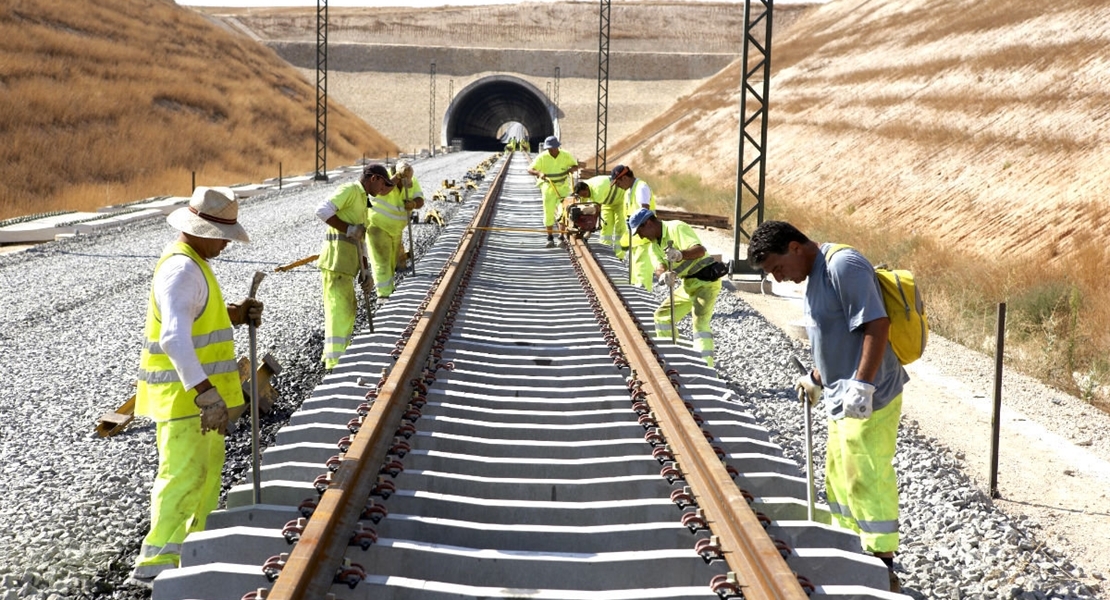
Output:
[442, 75, 558, 152]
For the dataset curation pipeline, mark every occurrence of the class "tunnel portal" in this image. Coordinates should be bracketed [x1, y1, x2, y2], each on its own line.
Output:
[443, 75, 558, 152]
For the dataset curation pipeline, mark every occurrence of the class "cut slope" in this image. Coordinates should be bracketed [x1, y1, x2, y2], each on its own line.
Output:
[0, 0, 396, 220]
[608, 0, 1110, 261]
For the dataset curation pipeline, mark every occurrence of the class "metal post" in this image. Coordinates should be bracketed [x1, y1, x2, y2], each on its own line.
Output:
[554, 66, 560, 107]
[191, 171, 195, 192]
[313, 0, 329, 181]
[594, 0, 611, 174]
[279, 162, 283, 190]
[989, 302, 1006, 499]
[730, 0, 773, 273]
[429, 62, 437, 157]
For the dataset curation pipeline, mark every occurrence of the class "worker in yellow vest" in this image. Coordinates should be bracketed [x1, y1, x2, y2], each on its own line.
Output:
[527, 136, 579, 248]
[611, 165, 656, 289]
[573, 175, 623, 248]
[131, 187, 263, 583]
[629, 208, 724, 367]
[367, 160, 425, 298]
[315, 164, 396, 369]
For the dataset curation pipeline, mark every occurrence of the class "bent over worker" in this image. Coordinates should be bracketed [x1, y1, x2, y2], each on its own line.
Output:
[747, 220, 908, 593]
[131, 187, 263, 583]
[367, 160, 425, 298]
[315, 163, 395, 369]
[628, 208, 722, 367]
[574, 175, 622, 248]
[527, 136, 578, 247]
[611, 164, 656, 288]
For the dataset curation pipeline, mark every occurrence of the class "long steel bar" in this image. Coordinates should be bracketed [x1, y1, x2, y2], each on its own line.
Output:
[266, 159, 509, 599]
[571, 236, 807, 600]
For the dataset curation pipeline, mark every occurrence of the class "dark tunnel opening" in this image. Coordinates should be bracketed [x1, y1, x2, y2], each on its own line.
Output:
[444, 76, 556, 152]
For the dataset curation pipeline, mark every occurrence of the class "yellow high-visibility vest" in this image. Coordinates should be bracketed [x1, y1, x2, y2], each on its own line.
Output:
[136, 241, 244, 421]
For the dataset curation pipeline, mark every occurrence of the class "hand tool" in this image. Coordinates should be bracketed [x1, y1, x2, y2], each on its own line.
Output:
[791, 356, 816, 521]
[247, 270, 265, 505]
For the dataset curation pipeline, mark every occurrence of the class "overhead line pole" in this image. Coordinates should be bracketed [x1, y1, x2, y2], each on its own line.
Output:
[429, 62, 437, 157]
[594, 0, 611, 174]
[731, 0, 773, 273]
[313, 0, 328, 181]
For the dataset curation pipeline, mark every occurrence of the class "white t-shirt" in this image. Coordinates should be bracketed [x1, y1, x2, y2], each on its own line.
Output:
[152, 252, 211, 391]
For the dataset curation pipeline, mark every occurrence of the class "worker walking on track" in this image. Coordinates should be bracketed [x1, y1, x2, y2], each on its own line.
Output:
[314, 163, 395, 369]
[527, 136, 579, 248]
[367, 160, 425, 298]
[747, 220, 908, 593]
[131, 187, 263, 583]
[611, 164, 656, 288]
[573, 175, 622, 249]
[628, 208, 723, 367]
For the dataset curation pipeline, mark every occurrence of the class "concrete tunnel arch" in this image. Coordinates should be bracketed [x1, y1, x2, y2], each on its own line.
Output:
[441, 75, 559, 152]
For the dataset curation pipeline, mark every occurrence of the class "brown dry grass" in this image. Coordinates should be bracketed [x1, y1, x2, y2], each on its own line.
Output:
[0, 0, 395, 220]
[606, 0, 1110, 405]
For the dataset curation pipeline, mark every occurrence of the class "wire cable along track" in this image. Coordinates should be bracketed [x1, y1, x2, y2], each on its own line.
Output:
[152, 155, 900, 600]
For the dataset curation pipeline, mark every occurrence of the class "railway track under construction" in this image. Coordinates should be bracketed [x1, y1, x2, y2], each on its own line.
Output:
[151, 154, 902, 600]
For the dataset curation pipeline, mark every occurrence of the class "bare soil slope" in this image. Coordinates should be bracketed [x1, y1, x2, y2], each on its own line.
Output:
[0, 0, 395, 220]
[609, 0, 1110, 262]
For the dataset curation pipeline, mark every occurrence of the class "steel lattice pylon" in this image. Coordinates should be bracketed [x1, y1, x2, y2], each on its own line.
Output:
[313, 0, 328, 181]
[554, 67, 560, 107]
[594, 0, 611, 174]
[731, 0, 773, 271]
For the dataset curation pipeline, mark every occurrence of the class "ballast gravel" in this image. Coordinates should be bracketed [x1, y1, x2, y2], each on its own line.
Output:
[0, 153, 1101, 599]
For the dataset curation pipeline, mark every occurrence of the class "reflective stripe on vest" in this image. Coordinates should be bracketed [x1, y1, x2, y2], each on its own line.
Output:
[135, 241, 244, 421]
[370, 202, 407, 222]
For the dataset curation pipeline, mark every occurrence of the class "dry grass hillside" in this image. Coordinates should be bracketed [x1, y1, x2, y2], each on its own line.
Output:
[0, 0, 395, 221]
[610, 0, 1110, 401]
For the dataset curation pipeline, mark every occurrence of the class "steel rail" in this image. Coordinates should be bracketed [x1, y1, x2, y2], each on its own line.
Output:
[569, 235, 809, 600]
[266, 158, 509, 600]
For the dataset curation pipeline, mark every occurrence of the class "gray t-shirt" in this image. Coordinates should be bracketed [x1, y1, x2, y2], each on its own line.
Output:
[804, 243, 908, 410]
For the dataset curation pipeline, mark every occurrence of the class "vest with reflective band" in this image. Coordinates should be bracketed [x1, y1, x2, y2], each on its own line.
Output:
[317, 182, 369, 276]
[658, 221, 716, 278]
[585, 175, 621, 206]
[369, 175, 422, 236]
[136, 242, 244, 421]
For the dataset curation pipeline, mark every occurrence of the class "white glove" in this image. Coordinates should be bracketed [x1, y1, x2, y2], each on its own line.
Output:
[194, 387, 229, 435]
[827, 379, 875, 420]
[657, 271, 676, 290]
[794, 372, 822, 406]
[345, 223, 366, 241]
[664, 246, 683, 263]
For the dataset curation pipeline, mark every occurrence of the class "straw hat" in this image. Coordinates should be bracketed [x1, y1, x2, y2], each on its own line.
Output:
[167, 186, 250, 243]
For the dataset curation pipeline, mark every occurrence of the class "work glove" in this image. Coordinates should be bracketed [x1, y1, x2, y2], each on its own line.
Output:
[357, 270, 374, 297]
[826, 378, 875, 420]
[229, 298, 264, 327]
[657, 271, 677, 290]
[664, 246, 683, 263]
[194, 387, 229, 435]
[345, 223, 366, 241]
[794, 372, 822, 406]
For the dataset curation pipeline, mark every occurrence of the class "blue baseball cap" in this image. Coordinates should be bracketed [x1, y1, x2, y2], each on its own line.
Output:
[628, 208, 654, 233]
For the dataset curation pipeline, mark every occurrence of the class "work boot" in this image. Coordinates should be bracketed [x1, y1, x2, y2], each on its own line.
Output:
[888, 569, 901, 593]
[557, 236, 567, 248]
[545, 236, 555, 249]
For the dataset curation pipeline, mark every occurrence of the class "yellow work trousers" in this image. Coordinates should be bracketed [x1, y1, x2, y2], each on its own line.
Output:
[321, 269, 356, 369]
[599, 203, 624, 249]
[626, 242, 655, 291]
[367, 224, 401, 298]
[826, 394, 902, 553]
[654, 278, 721, 367]
[133, 417, 225, 579]
[541, 182, 568, 228]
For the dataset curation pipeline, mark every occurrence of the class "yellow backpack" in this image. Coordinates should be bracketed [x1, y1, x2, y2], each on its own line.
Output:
[826, 244, 928, 365]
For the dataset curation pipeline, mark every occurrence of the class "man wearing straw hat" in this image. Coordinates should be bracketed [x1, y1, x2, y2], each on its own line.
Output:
[131, 186, 263, 583]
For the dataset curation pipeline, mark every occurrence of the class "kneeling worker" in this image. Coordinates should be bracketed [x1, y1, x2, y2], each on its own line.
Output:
[628, 208, 723, 367]
[573, 175, 622, 248]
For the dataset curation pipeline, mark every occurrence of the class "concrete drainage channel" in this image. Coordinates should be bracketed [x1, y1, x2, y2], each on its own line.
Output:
[151, 155, 904, 600]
